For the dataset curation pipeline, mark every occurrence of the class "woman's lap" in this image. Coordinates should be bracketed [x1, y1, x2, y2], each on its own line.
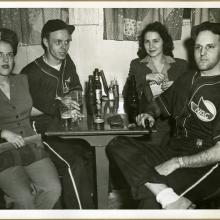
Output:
[0, 144, 60, 208]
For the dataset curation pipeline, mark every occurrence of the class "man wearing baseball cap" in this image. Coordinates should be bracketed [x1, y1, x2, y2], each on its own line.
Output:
[21, 19, 95, 209]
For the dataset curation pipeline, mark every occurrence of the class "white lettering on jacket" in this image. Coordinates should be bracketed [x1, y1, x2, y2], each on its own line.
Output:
[191, 97, 216, 122]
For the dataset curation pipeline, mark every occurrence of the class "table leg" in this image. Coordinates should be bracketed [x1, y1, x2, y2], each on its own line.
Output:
[95, 146, 109, 209]
[62, 135, 114, 209]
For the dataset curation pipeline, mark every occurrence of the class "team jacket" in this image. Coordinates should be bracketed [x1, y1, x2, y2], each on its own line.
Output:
[21, 54, 82, 116]
[157, 71, 220, 145]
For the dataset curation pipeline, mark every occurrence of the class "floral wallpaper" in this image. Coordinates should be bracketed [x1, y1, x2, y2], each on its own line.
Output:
[0, 8, 69, 45]
[104, 8, 184, 41]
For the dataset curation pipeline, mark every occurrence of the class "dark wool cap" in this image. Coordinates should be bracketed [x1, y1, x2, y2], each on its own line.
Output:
[41, 19, 75, 39]
[0, 28, 18, 55]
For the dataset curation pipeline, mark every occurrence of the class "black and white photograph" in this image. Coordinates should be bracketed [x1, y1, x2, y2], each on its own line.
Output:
[0, 1, 220, 219]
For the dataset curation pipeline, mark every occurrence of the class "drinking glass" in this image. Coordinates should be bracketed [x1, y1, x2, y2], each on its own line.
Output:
[71, 90, 83, 113]
[59, 101, 72, 127]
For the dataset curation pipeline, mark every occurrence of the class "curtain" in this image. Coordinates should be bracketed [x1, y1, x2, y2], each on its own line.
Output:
[191, 8, 220, 26]
[0, 8, 69, 45]
[104, 8, 184, 41]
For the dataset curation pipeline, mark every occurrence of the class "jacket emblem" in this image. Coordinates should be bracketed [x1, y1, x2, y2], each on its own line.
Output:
[191, 97, 216, 122]
[63, 77, 71, 94]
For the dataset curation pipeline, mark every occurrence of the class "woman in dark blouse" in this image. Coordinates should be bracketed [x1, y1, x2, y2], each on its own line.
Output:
[0, 28, 61, 209]
[124, 22, 189, 147]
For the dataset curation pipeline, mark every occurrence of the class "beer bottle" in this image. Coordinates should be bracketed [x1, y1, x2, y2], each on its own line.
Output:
[86, 75, 95, 114]
[125, 74, 139, 124]
[93, 68, 102, 117]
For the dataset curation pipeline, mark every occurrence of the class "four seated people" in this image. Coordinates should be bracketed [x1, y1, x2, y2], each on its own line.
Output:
[0, 18, 220, 209]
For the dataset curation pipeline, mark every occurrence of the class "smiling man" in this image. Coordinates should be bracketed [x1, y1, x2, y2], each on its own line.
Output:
[21, 19, 95, 209]
[107, 21, 220, 209]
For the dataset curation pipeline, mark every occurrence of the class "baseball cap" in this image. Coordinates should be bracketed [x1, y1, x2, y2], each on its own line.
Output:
[41, 19, 75, 38]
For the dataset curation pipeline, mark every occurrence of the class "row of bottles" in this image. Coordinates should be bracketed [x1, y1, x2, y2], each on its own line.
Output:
[86, 68, 119, 111]
[86, 69, 140, 125]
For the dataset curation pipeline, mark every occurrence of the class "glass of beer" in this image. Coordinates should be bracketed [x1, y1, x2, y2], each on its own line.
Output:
[71, 90, 83, 113]
[59, 98, 72, 127]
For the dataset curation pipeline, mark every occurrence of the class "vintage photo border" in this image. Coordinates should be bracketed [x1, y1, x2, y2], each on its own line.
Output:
[0, 0, 220, 219]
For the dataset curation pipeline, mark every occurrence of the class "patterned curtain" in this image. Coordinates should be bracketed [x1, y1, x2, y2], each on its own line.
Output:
[191, 8, 220, 26]
[104, 8, 184, 41]
[0, 8, 69, 45]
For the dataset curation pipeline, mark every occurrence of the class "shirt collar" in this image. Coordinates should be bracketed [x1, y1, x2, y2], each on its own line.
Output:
[140, 55, 175, 64]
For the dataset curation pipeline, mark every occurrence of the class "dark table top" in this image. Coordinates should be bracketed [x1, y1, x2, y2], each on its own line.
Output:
[45, 98, 154, 137]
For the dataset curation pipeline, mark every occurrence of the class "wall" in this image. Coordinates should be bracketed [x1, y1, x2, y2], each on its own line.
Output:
[14, 8, 191, 94]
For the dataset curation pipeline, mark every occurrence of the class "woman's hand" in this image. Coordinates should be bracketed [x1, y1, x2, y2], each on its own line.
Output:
[1, 130, 25, 148]
[161, 81, 174, 91]
[155, 157, 180, 176]
[136, 113, 155, 128]
[146, 73, 164, 84]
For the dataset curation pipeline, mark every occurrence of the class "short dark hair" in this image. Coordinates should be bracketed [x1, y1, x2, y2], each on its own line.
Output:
[191, 21, 220, 40]
[137, 22, 174, 59]
[0, 28, 18, 55]
[41, 19, 75, 51]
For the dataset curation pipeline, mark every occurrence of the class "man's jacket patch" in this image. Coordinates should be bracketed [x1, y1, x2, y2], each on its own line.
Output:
[191, 97, 216, 122]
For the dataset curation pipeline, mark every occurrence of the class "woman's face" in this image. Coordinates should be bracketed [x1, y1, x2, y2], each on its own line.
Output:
[144, 31, 163, 58]
[0, 41, 14, 76]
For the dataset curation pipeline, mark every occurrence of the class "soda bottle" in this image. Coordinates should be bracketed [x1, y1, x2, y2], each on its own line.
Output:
[108, 80, 114, 101]
[112, 79, 119, 99]
[99, 70, 109, 99]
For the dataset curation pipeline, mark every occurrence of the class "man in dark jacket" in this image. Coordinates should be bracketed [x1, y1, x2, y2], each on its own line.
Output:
[21, 19, 95, 209]
[107, 21, 220, 209]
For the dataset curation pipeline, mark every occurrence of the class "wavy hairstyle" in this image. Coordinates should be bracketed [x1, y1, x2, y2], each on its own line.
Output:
[0, 28, 18, 55]
[191, 21, 220, 40]
[137, 22, 174, 59]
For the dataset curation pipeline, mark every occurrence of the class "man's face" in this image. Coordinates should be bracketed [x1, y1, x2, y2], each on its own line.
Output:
[44, 29, 72, 64]
[194, 30, 220, 71]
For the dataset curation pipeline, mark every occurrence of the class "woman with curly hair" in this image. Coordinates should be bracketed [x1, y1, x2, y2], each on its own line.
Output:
[124, 21, 189, 146]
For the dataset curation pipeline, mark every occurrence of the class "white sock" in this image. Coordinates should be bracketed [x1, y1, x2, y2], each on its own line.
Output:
[156, 188, 180, 208]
